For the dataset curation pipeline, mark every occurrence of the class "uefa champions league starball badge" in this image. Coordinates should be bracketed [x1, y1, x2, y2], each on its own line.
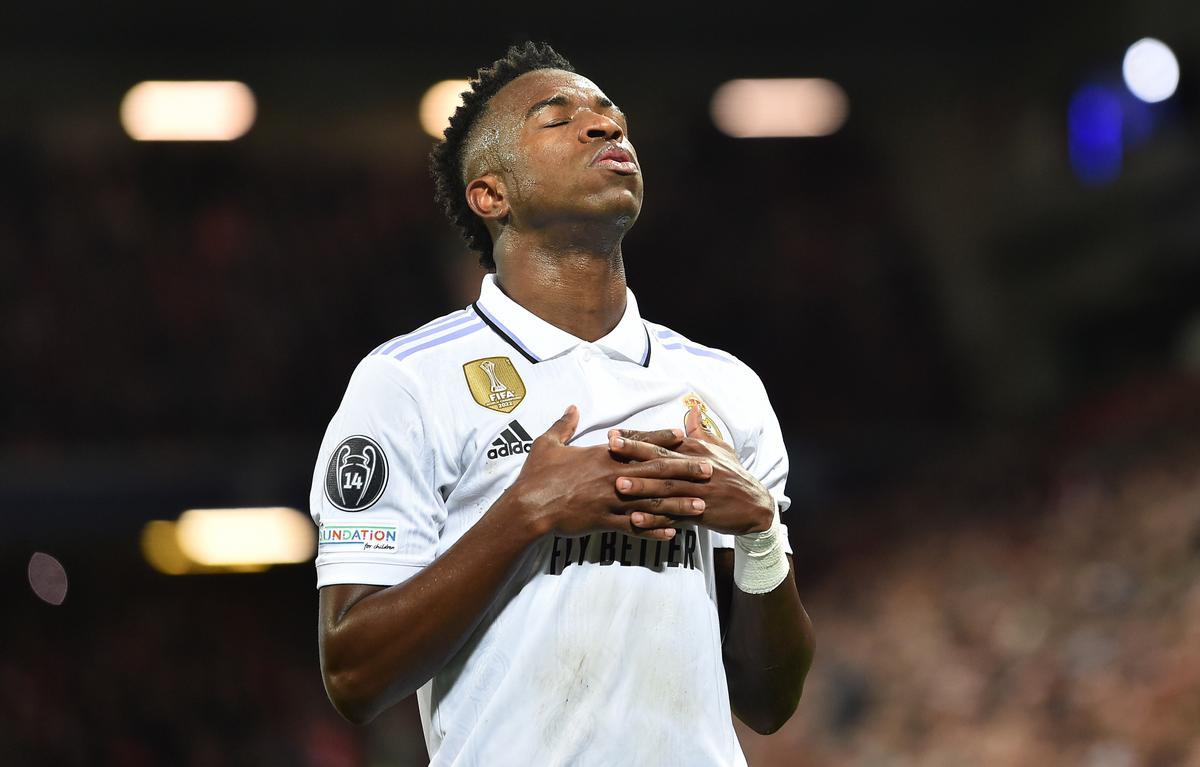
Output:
[324, 435, 389, 511]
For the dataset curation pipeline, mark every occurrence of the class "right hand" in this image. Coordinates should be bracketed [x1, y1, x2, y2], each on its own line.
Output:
[504, 405, 712, 541]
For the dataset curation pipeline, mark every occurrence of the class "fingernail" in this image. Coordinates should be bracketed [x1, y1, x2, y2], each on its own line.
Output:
[610, 436, 625, 449]
[564, 405, 573, 416]
[671, 428, 685, 439]
[700, 461, 712, 476]
[692, 499, 705, 510]
[617, 478, 632, 491]
[632, 513, 644, 525]
[665, 529, 677, 539]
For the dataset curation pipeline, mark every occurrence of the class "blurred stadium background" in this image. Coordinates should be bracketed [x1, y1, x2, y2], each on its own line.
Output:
[4, 2, 1200, 764]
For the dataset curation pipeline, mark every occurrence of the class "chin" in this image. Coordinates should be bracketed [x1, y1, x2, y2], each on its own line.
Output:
[599, 200, 641, 229]
[535, 186, 642, 227]
[591, 186, 642, 218]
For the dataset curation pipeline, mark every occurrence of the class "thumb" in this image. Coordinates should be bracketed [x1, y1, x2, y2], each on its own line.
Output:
[685, 403, 706, 438]
[543, 404, 580, 445]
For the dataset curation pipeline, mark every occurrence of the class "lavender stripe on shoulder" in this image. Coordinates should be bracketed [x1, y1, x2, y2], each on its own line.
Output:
[392, 322, 486, 361]
[659, 342, 735, 362]
[370, 309, 469, 355]
[374, 309, 475, 356]
[370, 309, 470, 354]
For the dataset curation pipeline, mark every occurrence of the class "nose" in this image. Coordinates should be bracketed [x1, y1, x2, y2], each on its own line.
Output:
[578, 111, 624, 143]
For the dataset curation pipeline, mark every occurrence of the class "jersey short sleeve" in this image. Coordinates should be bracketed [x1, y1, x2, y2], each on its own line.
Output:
[309, 355, 446, 589]
[713, 370, 794, 555]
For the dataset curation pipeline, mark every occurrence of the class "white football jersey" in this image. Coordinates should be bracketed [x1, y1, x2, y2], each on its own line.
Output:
[310, 273, 793, 767]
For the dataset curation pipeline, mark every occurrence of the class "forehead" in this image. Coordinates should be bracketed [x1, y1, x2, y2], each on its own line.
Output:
[490, 69, 612, 118]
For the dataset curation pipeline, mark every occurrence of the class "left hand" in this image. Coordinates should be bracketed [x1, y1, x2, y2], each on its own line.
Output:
[606, 404, 775, 536]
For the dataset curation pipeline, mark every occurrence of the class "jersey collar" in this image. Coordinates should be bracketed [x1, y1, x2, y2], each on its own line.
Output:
[473, 273, 651, 367]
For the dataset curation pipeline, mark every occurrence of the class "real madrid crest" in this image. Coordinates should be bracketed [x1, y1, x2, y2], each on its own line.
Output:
[681, 392, 723, 441]
[463, 356, 527, 413]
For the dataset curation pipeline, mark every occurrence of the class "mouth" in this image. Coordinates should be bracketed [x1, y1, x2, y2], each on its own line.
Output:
[589, 144, 639, 175]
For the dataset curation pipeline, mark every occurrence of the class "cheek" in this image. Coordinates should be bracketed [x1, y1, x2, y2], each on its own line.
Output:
[532, 145, 576, 178]
[506, 159, 548, 203]
[511, 147, 574, 200]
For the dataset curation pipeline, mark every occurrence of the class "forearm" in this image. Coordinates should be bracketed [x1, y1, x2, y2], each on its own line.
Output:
[724, 554, 815, 735]
[321, 489, 547, 723]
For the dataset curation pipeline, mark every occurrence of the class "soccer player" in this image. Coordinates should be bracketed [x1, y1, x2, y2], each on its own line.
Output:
[312, 41, 815, 766]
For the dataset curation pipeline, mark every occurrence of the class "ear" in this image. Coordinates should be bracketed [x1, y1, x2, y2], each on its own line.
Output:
[465, 174, 509, 223]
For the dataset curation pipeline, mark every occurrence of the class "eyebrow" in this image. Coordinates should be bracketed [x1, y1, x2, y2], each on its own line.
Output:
[525, 93, 622, 121]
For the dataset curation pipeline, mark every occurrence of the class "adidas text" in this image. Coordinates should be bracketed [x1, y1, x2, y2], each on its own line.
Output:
[487, 420, 535, 460]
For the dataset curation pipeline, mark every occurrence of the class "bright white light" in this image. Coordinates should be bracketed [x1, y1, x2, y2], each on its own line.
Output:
[421, 79, 471, 139]
[711, 78, 849, 138]
[120, 81, 257, 141]
[1123, 38, 1179, 103]
[175, 507, 315, 567]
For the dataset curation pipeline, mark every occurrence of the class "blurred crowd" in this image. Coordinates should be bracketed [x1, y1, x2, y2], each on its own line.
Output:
[2, 564, 435, 767]
[0, 146, 454, 446]
[745, 381, 1200, 766]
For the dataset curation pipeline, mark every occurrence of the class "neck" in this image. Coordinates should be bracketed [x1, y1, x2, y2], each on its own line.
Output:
[491, 225, 628, 342]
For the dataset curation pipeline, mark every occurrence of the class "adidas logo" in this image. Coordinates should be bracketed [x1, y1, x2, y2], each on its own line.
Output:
[487, 420, 534, 460]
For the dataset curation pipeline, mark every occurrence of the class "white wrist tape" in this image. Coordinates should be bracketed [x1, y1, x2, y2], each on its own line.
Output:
[733, 517, 789, 594]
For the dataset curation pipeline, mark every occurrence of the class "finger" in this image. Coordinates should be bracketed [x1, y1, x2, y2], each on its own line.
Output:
[613, 515, 677, 541]
[685, 403, 708, 440]
[685, 405, 733, 450]
[610, 427, 684, 448]
[623, 497, 706, 519]
[607, 434, 683, 462]
[616, 475, 711, 498]
[619, 457, 713, 482]
[541, 404, 579, 446]
[629, 512, 678, 529]
[636, 526, 678, 541]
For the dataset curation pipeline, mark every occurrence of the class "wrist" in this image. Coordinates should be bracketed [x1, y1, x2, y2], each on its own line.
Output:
[494, 480, 555, 543]
[749, 493, 776, 533]
[733, 516, 789, 594]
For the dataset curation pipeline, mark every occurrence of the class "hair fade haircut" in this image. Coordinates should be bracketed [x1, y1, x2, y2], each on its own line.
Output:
[428, 41, 575, 270]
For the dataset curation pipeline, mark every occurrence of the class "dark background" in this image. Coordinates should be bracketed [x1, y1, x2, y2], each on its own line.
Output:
[4, 2, 1200, 764]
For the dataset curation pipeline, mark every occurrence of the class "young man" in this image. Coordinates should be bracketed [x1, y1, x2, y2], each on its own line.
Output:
[311, 41, 815, 766]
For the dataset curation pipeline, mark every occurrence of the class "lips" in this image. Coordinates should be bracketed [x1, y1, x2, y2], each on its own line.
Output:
[590, 144, 638, 175]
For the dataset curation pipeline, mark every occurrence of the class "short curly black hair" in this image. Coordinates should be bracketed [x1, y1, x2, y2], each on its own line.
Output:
[428, 41, 575, 270]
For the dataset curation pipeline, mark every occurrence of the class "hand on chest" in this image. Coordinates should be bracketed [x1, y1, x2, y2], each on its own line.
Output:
[470, 388, 733, 471]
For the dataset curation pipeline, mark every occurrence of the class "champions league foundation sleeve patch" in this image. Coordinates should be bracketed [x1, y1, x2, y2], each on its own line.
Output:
[324, 435, 389, 512]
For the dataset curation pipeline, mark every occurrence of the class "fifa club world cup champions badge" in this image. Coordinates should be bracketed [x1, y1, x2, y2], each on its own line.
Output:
[463, 357, 527, 413]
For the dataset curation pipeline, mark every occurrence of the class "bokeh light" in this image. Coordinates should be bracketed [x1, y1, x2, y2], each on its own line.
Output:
[27, 552, 68, 605]
[120, 80, 257, 141]
[1122, 38, 1180, 103]
[420, 79, 471, 138]
[141, 520, 193, 575]
[710, 78, 849, 138]
[1068, 84, 1124, 185]
[176, 507, 314, 568]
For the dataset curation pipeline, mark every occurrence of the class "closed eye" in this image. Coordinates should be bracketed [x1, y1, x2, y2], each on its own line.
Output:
[545, 120, 570, 127]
